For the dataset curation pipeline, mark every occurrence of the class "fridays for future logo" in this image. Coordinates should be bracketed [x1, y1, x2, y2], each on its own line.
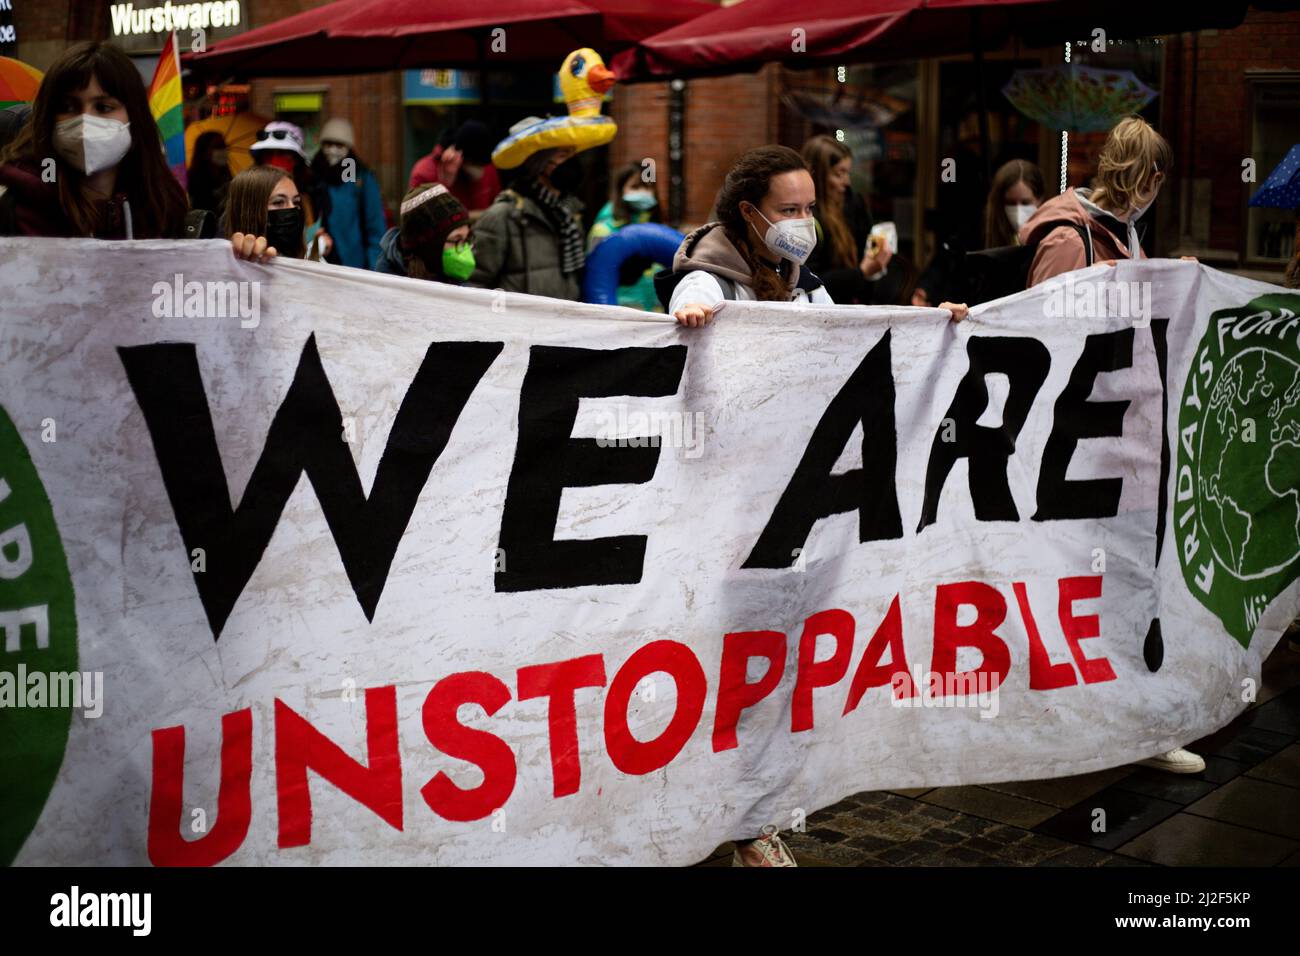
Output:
[1176, 294, 1300, 647]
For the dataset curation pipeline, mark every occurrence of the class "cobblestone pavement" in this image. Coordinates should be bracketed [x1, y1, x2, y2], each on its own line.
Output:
[697, 640, 1300, 867]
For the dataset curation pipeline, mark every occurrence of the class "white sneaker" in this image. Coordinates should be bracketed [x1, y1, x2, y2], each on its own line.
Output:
[1137, 747, 1206, 774]
[732, 832, 798, 867]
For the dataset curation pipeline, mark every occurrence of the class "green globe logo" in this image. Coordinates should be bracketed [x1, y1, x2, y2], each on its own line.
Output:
[1177, 293, 1300, 647]
[0, 407, 78, 866]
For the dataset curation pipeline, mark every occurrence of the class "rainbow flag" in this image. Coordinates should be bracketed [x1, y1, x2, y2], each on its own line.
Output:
[148, 31, 186, 187]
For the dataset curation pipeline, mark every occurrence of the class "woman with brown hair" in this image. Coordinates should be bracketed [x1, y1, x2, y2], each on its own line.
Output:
[0, 41, 187, 239]
[912, 159, 1045, 307]
[665, 145, 965, 327]
[222, 165, 307, 261]
[800, 135, 891, 304]
[663, 145, 830, 327]
[983, 159, 1045, 250]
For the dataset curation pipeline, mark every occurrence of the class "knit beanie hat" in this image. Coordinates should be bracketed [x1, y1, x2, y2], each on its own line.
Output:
[399, 184, 469, 261]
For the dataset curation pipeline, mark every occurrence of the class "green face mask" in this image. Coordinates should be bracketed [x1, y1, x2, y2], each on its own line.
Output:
[442, 242, 475, 280]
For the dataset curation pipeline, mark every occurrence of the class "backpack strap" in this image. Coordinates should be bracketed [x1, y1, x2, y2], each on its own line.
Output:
[1062, 220, 1093, 267]
[183, 208, 217, 240]
[794, 265, 824, 295]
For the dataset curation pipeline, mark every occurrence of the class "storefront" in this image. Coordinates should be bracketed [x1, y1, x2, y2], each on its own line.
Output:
[107, 0, 247, 81]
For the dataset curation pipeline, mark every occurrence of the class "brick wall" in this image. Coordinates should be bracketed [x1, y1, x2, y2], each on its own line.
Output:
[1163, 9, 1300, 258]
[12, 0, 72, 70]
[247, 70, 404, 224]
[612, 68, 779, 228]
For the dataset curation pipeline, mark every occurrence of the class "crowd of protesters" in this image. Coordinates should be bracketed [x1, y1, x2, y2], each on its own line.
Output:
[6, 41, 1299, 304]
[2, 39, 1298, 867]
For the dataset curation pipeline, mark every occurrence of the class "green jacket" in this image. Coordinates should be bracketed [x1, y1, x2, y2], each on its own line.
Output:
[468, 188, 583, 301]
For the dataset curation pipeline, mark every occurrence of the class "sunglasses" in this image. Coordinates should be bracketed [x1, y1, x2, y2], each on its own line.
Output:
[257, 128, 297, 142]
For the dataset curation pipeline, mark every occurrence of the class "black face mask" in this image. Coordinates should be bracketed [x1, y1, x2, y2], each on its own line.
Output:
[265, 206, 303, 256]
[548, 157, 583, 194]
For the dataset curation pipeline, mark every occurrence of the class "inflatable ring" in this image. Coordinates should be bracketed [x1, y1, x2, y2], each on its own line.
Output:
[583, 222, 685, 306]
[492, 115, 617, 170]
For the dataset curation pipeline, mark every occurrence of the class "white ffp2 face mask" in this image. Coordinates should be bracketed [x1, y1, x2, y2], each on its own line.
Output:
[750, 206, 817, 264]
[53, 114, 132, 176]
[1005, 203, 1038, 232]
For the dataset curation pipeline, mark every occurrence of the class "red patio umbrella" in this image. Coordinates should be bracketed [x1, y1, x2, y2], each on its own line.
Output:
[610, 0, 1256, 80]
[184, 0, 716, 78]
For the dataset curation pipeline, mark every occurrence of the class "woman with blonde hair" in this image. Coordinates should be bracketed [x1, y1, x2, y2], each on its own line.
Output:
[1021, 115, 1173, 288]
[800, 134, 891, 304]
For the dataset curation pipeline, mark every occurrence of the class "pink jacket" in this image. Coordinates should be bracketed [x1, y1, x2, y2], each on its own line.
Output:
[1019, 188, 1143, 288]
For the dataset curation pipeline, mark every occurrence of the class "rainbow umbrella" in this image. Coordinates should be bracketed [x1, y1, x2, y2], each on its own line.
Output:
[0, 56, 44, 109]
[1003, 63, 1157, 134]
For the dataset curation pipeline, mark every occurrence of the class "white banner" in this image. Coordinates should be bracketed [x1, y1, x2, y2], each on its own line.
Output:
[1, 239, 1297, 866]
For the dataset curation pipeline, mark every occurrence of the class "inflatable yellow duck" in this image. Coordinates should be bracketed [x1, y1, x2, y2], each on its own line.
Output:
[491, 48, 618, 170]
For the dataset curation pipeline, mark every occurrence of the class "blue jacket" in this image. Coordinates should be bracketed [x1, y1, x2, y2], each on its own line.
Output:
[374, 227, 406, 276]
[322, 169, 386, 270]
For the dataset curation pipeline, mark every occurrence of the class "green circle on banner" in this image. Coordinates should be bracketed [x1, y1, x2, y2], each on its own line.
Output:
[0, 408, 78, 866]
[1176, 293, 1300, 647]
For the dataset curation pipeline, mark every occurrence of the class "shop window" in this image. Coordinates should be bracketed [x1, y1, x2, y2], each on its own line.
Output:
[780, 62, 919, 260]
[1245, 77, 1300, 264]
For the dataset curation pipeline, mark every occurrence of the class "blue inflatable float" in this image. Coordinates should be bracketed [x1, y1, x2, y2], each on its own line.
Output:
[582, 222, 685, 306]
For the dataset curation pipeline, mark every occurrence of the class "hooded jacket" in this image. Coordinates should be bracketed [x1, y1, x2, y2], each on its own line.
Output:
[311, 155, 387, 270]
[666, 221, 831, 314]
[467, 188, 583, 301]
[1019, 187, 1144, 288]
